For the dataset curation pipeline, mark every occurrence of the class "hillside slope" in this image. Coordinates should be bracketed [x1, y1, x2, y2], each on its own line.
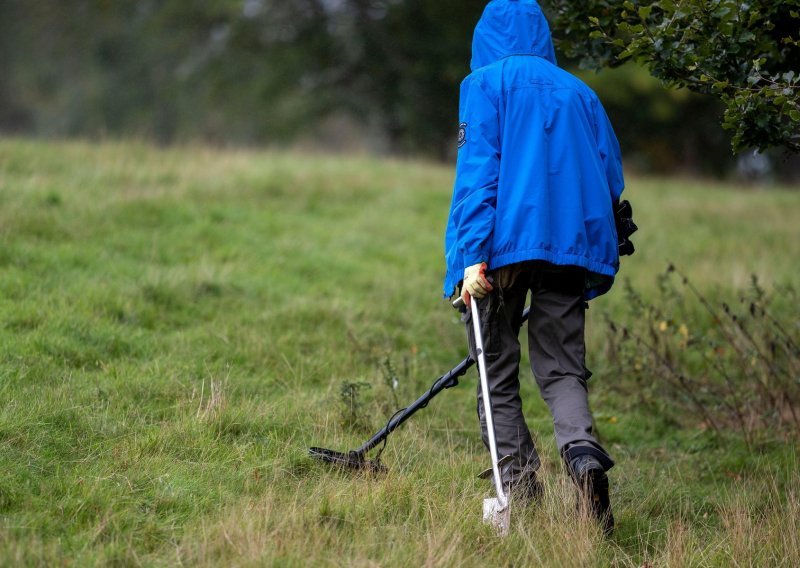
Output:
[0, 139, 798, 566]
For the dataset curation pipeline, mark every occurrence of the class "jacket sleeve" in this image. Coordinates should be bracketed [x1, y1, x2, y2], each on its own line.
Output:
[451, 76, 501, 269]
[593, 99, 625, 202]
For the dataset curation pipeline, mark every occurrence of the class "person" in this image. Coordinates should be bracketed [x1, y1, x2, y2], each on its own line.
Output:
[443, 0, 628, 534]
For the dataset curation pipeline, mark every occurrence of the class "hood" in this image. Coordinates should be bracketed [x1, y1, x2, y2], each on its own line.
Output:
[470, 0, 557, 71]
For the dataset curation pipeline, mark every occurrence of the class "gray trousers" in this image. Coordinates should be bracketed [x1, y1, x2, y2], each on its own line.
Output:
[464, 262, 613, 485]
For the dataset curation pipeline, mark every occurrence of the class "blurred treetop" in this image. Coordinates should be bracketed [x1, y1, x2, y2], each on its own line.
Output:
[0, 0, 484, 157]
[1, 0, 798, 162]
[547, 0, 800, 153]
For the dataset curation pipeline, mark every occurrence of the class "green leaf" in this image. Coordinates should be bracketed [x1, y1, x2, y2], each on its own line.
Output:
[617, 48, 636, 60]
[738, 32, 756, 44]
[712, 81, 729, 90]
[790, 110, 800, 122]
[638, 6, 653, 19]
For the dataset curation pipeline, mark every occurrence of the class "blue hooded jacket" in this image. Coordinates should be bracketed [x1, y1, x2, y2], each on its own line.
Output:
[443, 0, 625, 300]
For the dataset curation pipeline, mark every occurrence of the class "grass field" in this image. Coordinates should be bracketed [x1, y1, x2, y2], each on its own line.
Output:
[1, 138, 799, 566]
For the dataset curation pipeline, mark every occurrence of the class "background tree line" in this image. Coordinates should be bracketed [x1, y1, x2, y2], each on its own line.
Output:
[1, 0, 797, 180]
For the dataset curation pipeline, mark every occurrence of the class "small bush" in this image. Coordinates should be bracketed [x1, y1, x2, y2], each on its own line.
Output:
[338, 381, 372, 432]
[605, 265, 800, 444]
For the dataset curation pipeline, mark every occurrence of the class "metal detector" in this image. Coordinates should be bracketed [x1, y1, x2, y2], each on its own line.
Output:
[309, 302, 529, 486]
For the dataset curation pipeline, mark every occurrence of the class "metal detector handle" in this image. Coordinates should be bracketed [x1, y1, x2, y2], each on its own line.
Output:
[452, 296, 466, 310]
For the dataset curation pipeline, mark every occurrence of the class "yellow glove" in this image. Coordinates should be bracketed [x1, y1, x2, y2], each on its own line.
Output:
[462, 262, 493, 306]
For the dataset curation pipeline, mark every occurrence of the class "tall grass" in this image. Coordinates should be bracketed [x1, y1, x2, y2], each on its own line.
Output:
[0, 138, 798, 565]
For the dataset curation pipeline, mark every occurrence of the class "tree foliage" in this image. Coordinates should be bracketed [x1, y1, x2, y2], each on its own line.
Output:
[0, 0, 480, 156]
[545, 0, 800, 153]
[2, 0, 798, 162]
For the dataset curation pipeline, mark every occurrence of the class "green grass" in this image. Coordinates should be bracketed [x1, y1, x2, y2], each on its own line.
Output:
[0, 138, 798, 566]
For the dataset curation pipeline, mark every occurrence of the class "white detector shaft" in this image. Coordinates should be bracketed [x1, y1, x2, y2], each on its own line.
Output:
[469, 297, 509, 514]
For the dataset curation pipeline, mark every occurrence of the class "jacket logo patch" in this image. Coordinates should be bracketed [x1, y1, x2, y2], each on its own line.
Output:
[458, 122, 467, 148]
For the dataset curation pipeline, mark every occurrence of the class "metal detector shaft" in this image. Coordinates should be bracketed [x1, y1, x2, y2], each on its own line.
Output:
[352, 353, 472, 456]
[355, 305, 531, 454]
[353, 305, 530, 457]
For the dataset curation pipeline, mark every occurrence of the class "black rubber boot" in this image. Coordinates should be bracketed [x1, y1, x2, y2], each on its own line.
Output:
[568, 454, 614, 535]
